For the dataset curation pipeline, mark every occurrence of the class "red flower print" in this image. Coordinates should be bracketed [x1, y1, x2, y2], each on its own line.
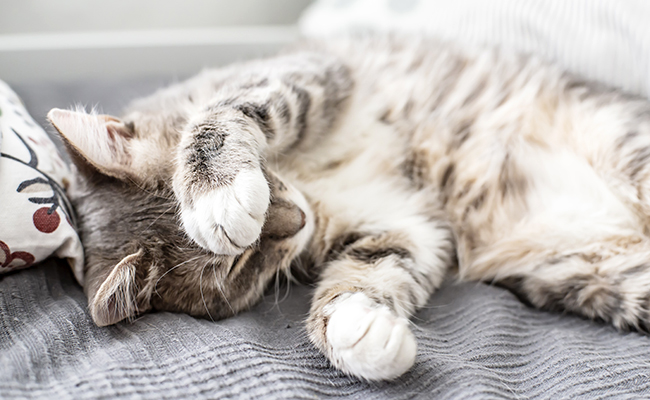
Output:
[0, 240, 35, 269]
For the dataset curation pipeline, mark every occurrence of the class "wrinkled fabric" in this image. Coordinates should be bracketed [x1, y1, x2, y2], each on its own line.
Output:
[1, 260, 649, 399]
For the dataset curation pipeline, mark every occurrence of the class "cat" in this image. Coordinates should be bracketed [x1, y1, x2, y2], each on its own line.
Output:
[47, 34, 650, 381]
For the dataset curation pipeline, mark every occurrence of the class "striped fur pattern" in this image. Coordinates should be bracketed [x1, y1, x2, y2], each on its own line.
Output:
[48, 35, 650, 381]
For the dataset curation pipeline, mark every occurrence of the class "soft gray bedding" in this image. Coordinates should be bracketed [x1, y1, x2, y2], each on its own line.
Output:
[2, 79, 650, 399]
[3, 259, 650, 399]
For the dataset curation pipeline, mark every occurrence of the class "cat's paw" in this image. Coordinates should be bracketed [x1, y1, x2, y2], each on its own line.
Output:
[179, 168, 270, 255]
[326, 292, 417, 380]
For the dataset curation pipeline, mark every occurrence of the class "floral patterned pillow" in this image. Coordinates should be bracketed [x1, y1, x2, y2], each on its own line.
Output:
[0, 80, 83, 284]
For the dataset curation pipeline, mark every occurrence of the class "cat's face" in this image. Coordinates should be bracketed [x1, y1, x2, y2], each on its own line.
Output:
[48, 108, 314, 326]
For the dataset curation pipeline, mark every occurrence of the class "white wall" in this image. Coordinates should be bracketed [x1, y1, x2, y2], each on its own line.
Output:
[0, 0, 312, 33]
[0, 0, 312, 84]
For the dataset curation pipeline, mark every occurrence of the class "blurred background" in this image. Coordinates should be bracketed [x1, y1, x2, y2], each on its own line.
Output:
[0, 0, 313, 123]
[0, 0, 313, 84]
[2, 0, 650, 126]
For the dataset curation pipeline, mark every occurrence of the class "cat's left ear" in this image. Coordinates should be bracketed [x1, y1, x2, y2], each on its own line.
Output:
[88, 249, 152, 326]
[47, 108, 136, 180]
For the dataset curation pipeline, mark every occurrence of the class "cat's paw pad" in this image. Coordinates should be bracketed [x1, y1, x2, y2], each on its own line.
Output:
[180, 168, 270, 255]
[326, 292, 417, 381]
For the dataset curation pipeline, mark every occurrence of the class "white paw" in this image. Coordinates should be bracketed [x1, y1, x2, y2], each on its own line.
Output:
[326, 292, 417, 381]
[180, 168, 270, 255]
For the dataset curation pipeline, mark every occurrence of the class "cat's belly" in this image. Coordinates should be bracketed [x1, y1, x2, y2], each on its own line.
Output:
[271, 84, 646, 283]
[448, 143, 644, 280]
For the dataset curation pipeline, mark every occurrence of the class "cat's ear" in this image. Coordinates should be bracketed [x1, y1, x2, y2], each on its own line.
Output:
[89, 250, 150, 326]
[47, 108, 136, 180]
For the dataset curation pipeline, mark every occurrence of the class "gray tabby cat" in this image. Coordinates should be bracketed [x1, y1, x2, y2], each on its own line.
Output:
[48, 35, 650, 381]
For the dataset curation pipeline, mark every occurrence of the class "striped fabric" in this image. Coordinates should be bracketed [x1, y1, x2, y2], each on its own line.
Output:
[300, 0, 650, 98]
[2, 260, 650, 398]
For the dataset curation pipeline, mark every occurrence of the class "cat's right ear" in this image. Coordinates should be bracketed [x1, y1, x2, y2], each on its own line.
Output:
[47, 108, 136, 180]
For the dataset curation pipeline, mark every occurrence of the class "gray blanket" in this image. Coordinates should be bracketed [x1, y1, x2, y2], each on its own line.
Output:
[2, 259, 650, 399]
[2, 80, 650, 399]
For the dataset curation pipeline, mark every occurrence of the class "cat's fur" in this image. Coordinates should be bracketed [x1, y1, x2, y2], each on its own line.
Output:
[48, 35, 650, 381]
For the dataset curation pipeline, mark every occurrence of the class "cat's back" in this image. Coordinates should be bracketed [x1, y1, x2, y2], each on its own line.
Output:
[279, 35, 568, 182]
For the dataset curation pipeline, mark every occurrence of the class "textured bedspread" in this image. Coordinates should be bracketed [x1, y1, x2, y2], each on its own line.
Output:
[2, 259, 650, 399]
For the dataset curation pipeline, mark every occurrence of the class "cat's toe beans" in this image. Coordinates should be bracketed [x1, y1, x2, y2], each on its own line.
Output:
[181, 168, 270, 255]
[326, 292, 417, 381]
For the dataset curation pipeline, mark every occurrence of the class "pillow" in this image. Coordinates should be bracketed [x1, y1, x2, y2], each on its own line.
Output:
[299, 0, 650, 97]
[0, 80, 83, 284]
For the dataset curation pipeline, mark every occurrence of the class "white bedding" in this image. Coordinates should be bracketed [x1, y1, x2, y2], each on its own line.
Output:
[300, 0, 650, 97]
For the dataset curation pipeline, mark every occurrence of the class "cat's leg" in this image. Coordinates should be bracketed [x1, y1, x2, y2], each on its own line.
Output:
[173, 53, 352, 255]
[470, 82, 650, 332]
[459, 138, 650, 333]
[491, 237, 650, 332]
[306, 211, 454, 380]
[494, 85, 650, 330]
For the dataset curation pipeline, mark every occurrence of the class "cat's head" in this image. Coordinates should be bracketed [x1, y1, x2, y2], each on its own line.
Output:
[47, 108, 314, 326]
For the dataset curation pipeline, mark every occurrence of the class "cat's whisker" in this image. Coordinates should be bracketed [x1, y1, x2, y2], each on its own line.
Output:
[144, 204, 177, 231]
[125, 177, 175, 201]
[273, 266, 281, 306]
[200, 262, 215, 323]
[154, 255, 202, 297]
[271, 265, 292, 308]
[214, 266, 235, 316]
[280, 267, 294, 303]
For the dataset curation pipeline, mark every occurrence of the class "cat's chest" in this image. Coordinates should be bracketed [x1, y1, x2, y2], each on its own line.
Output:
[273, 109, 409, 189]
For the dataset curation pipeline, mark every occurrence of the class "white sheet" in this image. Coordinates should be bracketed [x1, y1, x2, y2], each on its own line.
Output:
[300, 0, 650, 97]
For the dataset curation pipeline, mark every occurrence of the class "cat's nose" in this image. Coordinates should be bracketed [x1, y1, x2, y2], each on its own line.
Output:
[262, 199, 306, 239]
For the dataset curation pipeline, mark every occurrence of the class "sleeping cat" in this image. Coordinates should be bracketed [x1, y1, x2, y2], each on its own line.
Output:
[48, 35, 650, 381]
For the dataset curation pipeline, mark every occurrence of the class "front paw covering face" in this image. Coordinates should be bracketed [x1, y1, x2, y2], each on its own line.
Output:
[179, 167, 271, 256]
[46, 107, 313, 325]
[83, 171, 311, 327]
